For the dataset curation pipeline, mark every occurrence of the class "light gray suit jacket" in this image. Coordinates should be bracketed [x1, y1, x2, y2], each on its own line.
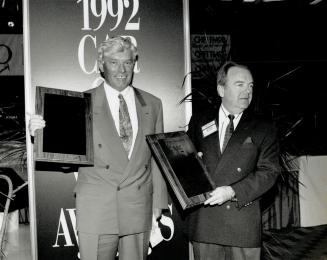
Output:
[74, 84, 168, 235]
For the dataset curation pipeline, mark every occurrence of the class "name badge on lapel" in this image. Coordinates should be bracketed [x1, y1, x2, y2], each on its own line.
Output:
[201, 120, 218, 138]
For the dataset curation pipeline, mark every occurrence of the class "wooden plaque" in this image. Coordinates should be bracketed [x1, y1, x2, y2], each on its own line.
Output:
[35, 86, 94, 169]
[146, 131, 215, 209]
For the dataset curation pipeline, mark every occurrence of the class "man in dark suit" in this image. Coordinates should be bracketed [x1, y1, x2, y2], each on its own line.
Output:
[186, 61, 280, 260]
[29, 36, 168, 260]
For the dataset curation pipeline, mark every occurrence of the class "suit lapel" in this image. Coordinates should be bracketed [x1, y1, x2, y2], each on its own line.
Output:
[196, 111, 221, 176]
[119, 88, 150, 181]
[93, 84, 129, 168]
[213, 111, 253, 176]
[204, 114, 221, 156]
[223, 112, 252, 152]
[205, 128, 221, 158]
[128, 89, 149, 162]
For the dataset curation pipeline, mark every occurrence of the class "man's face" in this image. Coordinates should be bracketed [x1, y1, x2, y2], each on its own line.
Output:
[100, 49, 135, 91]
[218, 66, 253, 114]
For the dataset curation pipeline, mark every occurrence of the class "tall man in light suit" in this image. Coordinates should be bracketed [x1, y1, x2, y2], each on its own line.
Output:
[186, 61, 280, 260]
[30, 36, 168, 260]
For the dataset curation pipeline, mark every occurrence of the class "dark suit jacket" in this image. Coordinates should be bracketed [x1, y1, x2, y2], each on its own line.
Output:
[74, 84, 168, 236]
[186, 108, 280, 247]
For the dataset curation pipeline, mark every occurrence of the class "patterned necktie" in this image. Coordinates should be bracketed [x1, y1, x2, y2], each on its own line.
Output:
[222, 114, 235, 152]
[118, 94, 133, 155]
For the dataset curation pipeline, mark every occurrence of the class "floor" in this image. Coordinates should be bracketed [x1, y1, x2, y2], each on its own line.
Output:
[2, 221, 327, 260]
[1, 224, 31, 260]
[262, 224, 327, 260]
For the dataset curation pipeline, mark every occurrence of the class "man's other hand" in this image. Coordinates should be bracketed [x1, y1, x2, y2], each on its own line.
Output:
[29, 114, 46, 136]
[204, 186, 235, 206]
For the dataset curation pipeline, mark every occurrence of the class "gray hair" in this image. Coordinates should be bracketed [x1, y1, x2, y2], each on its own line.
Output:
[97, 36, 138, 64]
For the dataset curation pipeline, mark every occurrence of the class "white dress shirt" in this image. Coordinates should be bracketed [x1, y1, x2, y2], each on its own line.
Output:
[104, 82, 138, 158]
[218, 105, 242, 152]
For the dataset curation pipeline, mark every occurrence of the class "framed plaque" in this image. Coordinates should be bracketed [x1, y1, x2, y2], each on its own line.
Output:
[146, 131, 215, 209]
[35, 86, 94, 170]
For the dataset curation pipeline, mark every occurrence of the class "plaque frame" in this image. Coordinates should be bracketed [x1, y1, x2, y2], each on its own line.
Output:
[146, 131, 216, 209]
[35, 86, 94, 169]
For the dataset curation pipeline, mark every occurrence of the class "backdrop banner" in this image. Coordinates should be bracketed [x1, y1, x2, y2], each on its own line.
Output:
[28, 0, 188, 259]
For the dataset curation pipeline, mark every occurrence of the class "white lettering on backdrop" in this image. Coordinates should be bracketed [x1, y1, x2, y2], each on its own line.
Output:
[77, 0, 141, 76]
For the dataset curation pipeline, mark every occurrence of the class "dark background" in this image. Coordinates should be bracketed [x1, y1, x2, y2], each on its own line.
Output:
[189, 0, 327, 156]
[0, 76, 25, 140]
[0, 0, 22, 34]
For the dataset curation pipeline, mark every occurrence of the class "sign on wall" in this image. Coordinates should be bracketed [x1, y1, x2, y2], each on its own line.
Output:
[190, 34, 230, 112]
[191, 34, 230, 80]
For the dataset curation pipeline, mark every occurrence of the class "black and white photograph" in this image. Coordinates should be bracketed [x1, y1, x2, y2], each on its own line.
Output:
[0, 0, 326, 260]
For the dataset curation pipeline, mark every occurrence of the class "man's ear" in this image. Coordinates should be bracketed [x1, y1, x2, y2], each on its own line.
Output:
[98, 60, 104, 73]
[217, 84, 224, 97]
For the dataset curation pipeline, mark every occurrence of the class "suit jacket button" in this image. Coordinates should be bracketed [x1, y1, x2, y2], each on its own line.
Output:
[226, 205, 231, 210]
[98, 144, 102, 148]
[237, 168, 241, 172]
[117, 186, 120, 191]
[105, 165, 110, 169]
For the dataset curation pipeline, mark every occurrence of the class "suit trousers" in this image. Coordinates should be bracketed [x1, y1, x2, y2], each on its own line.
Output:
[192, 241, 261, 260]
[78, 231, 150, 260]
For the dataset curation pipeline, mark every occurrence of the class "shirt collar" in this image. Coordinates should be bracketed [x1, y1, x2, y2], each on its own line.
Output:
[104, 81, 132, 97]
[220, 104, 242, 120]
